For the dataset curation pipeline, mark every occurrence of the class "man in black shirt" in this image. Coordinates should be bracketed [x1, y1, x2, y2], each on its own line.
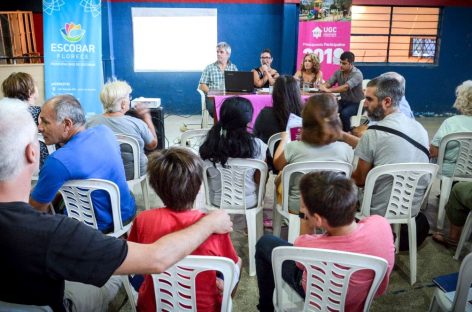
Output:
[0, 102, 233, 311]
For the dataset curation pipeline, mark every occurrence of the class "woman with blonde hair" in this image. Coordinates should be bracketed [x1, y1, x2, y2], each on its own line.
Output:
[273, 93, 353, 213]
[293, 53, 323, 89]
[430, 80, 472, 177]
[86, 79, 157, 178]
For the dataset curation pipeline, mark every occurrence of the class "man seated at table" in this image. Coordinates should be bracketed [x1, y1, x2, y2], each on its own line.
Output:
[30, 94, 136, 233]
[319, 51, 364, 131]
[199, 41, 238, 117]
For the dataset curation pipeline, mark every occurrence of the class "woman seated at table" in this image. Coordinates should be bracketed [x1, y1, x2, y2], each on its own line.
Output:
[273, 93, 353, 213]
[199, 96, 267, 208]
[254, 75, 302, 144]
[429, 80, 472, 177]
[86, 79, 157, 178]
[253, 48, 279, 88]
[293, 52, 323, 89]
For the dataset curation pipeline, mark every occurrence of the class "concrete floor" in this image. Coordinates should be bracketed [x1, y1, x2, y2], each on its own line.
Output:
[121, 114, 466, 312]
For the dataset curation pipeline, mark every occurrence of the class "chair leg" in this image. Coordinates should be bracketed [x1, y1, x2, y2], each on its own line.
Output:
[246, 208, 263, 277]
[273, 202, 283, 238]
[287, 214, 300, 244]
[437, 177, 453, 230]
[202, 109, 209, 129]
[121, 275, 137, 312]
[393, 224, 401, 254]
[454, 212, 472, 260]
[140, 178, 150, 211]
[408, 219, 417, 285]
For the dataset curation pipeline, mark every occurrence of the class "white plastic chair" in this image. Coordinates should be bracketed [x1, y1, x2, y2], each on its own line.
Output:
[151, 255, 237, 312]
[350, 99, 367, 128]
[197, 87, 210, 129]
[429, 252, 472, 312]
[180, 128, 210, 153]
[59, 179, 132, 237]
[0, 301, 52, 312]
[454, 210, 472, 260]
[115, 134, 150, 211]
[272, 161, 353, 243]
[357, 163, 438, 285]
[32, 134, 56, 181]
[267, 132, 283, 159]
[58, 178, 136, 311]
[362, 78, 370, 92]
[271, 246, 388, 312]
[435, 132, 472, 230]
[203, 158, 268, 276]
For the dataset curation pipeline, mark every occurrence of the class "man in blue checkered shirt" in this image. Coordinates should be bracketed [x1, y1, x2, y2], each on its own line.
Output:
[199, 42, 238, 116]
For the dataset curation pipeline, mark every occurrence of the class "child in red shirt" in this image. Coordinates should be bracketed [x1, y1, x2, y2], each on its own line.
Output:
[128, 147, 241, 311]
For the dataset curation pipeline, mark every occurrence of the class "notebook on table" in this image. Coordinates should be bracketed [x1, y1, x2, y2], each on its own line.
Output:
[224, 71, 255, 93]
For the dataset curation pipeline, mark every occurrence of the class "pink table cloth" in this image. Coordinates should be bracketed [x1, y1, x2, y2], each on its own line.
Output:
[214, 94, 309, 132]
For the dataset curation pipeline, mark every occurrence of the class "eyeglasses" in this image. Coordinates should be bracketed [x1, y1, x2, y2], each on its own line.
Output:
[260, 57, 272, 59]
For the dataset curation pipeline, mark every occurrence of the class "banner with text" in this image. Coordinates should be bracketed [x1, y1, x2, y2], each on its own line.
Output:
[297, 1, 352, 79]
[43, 0, 103, 116]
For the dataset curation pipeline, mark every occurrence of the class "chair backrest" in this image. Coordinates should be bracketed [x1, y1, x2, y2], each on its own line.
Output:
[281, 161, 353, 211]
[359, 163, 438, 220]
[272, 246, 388, 312]
[115, 134, 141, 181]
[197, 87, 206, 112]
[267, 132, 283, 158]
[362, 79, 370, 92]
[151, 255, 236, 312]
[37, 133, 56, 155]
[437, 132, 472, 178]
[58, 179, 124, 237]
[203, 158, 268, 211]
[180, 129, 210, 153]
[451, 252, 472, 312]
[0, 301, 52, 312]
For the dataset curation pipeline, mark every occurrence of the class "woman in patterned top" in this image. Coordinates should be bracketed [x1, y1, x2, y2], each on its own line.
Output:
[294, 53, 324, 89]
[1, 72, 48, 168]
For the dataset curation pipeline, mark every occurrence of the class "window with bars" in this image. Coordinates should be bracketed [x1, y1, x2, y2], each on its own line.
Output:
[350, 6, 440, 63]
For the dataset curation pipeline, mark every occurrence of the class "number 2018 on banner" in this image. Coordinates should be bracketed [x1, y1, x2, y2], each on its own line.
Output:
[303, 48, 344, 65]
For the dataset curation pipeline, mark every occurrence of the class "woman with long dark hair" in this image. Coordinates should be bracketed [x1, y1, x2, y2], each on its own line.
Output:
[200, 96, 267, 208]
[253, 75, 303, 143]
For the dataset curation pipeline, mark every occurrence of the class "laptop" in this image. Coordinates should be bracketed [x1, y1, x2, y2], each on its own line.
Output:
[224, 71, 255, 93]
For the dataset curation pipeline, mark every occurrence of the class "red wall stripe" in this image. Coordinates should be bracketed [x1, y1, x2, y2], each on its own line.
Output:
[106, 0, 284, 3]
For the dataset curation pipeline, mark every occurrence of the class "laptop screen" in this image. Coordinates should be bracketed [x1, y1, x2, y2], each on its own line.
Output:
[224, 71, 254, 93]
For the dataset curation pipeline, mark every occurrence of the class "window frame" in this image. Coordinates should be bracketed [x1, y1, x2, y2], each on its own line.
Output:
[350, 5, 442, 65]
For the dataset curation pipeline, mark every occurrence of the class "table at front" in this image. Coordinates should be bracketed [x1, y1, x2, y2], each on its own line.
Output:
[208, 91, 311, 132]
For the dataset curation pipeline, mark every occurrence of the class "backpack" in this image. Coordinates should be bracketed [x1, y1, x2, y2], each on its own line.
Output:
[399, 212, 430, 251]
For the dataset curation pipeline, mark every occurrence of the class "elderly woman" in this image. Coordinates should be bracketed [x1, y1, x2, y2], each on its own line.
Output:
[253, 48, 279, 88]
[86, 80, 157, 178]
[293, 53, 323, 89]
[1, 72, 48, 167]
[429, 80, 472, 177]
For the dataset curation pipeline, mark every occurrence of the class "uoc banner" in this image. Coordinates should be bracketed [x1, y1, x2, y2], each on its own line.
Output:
[297, 0, 352, 79]
[43, 0, 103, 116]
